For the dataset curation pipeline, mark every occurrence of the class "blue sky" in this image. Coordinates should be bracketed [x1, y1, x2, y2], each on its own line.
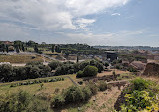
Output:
[0, 0, 159, 46]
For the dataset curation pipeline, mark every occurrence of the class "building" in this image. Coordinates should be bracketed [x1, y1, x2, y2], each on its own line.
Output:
[102, 51, 118, 61]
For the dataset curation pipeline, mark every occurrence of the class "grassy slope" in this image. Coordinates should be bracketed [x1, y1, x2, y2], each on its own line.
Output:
[0, 74, 79, 95]
[0, 54, 44, 63]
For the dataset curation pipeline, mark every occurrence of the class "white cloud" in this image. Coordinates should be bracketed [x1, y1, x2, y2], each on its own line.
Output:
[0, 0, 129, 31]
[75, 18, 96, 30]
[111, 13, 121, 16]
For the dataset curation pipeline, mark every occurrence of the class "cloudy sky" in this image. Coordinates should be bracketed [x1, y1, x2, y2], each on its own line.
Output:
[0, 0, 159, 46]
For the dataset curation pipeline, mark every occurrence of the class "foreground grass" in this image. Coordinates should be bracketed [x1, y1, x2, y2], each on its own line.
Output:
[0, 74, 79, 95]
[0, 54, 44, 63]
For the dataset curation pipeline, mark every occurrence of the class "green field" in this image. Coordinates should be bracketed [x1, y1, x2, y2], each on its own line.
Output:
[0, 74, 80, 95]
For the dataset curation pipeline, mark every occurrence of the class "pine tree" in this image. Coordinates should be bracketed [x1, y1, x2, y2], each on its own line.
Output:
[51, 45, 54, 53]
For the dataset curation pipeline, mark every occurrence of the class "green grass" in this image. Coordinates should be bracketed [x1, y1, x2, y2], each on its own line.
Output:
[0, 74, 78, 95]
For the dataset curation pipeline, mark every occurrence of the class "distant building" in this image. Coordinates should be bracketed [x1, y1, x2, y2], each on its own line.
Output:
[102, 51, 118, 62]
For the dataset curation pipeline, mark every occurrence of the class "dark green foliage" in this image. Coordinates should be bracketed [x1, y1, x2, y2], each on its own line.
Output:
[48, 60, 62, 70]
[83, 65, 98, 77]
[76, 70, 83, 78]
[55, 45, 61, 53]
[79, 60, 104, 73]
[51, 86, 93, 108]
[0, 64, 13, 82]
[0, 62, 51, 82]
[6, 45, 9, 53]
[54, 63, 76, 75]
[104, 62, 109, 67]
[51, 94, 65, 108]
[51, 45, 55, 53]
[63, 86, 85, 103]
[34, 45, 39, 53]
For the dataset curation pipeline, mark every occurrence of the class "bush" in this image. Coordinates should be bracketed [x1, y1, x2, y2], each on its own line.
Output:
[48, 61, 62, 70]
[51, 94, 65, 108]
[87, 81, 98, 95]
[82, 86, 92, 101]
[121, 91, 159, 111]
[0, 90, 50, 112]
[98, 81, 107, 91]
[51, 86, 93, 108]
[120, 78, 159, 112]
[130, 78, 153, 92]
[76, 70, 83, 78]
[63, 86, 84, 103]
[0, 90, 30, 112]
[83, 65, 98, 77]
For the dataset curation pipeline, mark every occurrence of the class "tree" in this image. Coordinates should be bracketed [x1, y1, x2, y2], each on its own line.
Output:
[0, 64, 13, 82]
[51, 45, 55, 53]
[15, 45, 20, 53]
[83, 65, 98, 77]
[6, 45, 9, 53]
[76, 54, 79, 63]
[55, 45, 61, 53]
[22, 44, 25, 52]
[48, 61, 62, 70]
[34, 45, 39, 53]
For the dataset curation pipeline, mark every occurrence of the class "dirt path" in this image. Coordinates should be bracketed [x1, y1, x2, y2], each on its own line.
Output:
[86, 87, 123, 112]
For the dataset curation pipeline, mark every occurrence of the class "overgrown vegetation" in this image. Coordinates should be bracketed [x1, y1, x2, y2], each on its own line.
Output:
[48, 59, 104, 76]
[120, 78, 159, 112]
[0, 90, 50, 112]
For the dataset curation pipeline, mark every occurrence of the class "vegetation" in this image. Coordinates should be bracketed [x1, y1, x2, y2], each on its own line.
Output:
[0, 90, 50, 112]
[48, 60, 62, 70]
[0, 62, 51, 82]
[51, 86, 92, 108]
[10, 77, 64, 87]
[120, 78, 159, 112]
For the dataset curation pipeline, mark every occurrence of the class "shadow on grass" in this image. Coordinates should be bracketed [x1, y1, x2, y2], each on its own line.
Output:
[52, 101, 90, 112]
[114, 87, 127, 111]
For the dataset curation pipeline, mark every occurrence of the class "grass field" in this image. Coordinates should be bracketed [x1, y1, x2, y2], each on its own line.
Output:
[97, 69, 131, 77]
[0, 54, 44, 63]
[0, 74, 80, 95]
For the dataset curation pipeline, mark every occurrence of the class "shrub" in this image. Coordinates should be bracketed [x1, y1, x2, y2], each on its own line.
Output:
[76, 70, 83, 78]
[0, 90, 30, 112]
[121, 91, 159, 111]
[98, 81, 107, 91]
[83, 65, 98, 77]
[120, 78, 159, 112]
[63, 86, 85, 103]
[82, 86, 92, 101]
[130, 78, 153, 92]
[87, 81, 98, 95]
[51, 94, 65, 108]
[48, 61, 62, 70]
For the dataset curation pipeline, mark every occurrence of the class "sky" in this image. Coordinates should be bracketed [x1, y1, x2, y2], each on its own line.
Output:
[0, 0, 159, 46]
